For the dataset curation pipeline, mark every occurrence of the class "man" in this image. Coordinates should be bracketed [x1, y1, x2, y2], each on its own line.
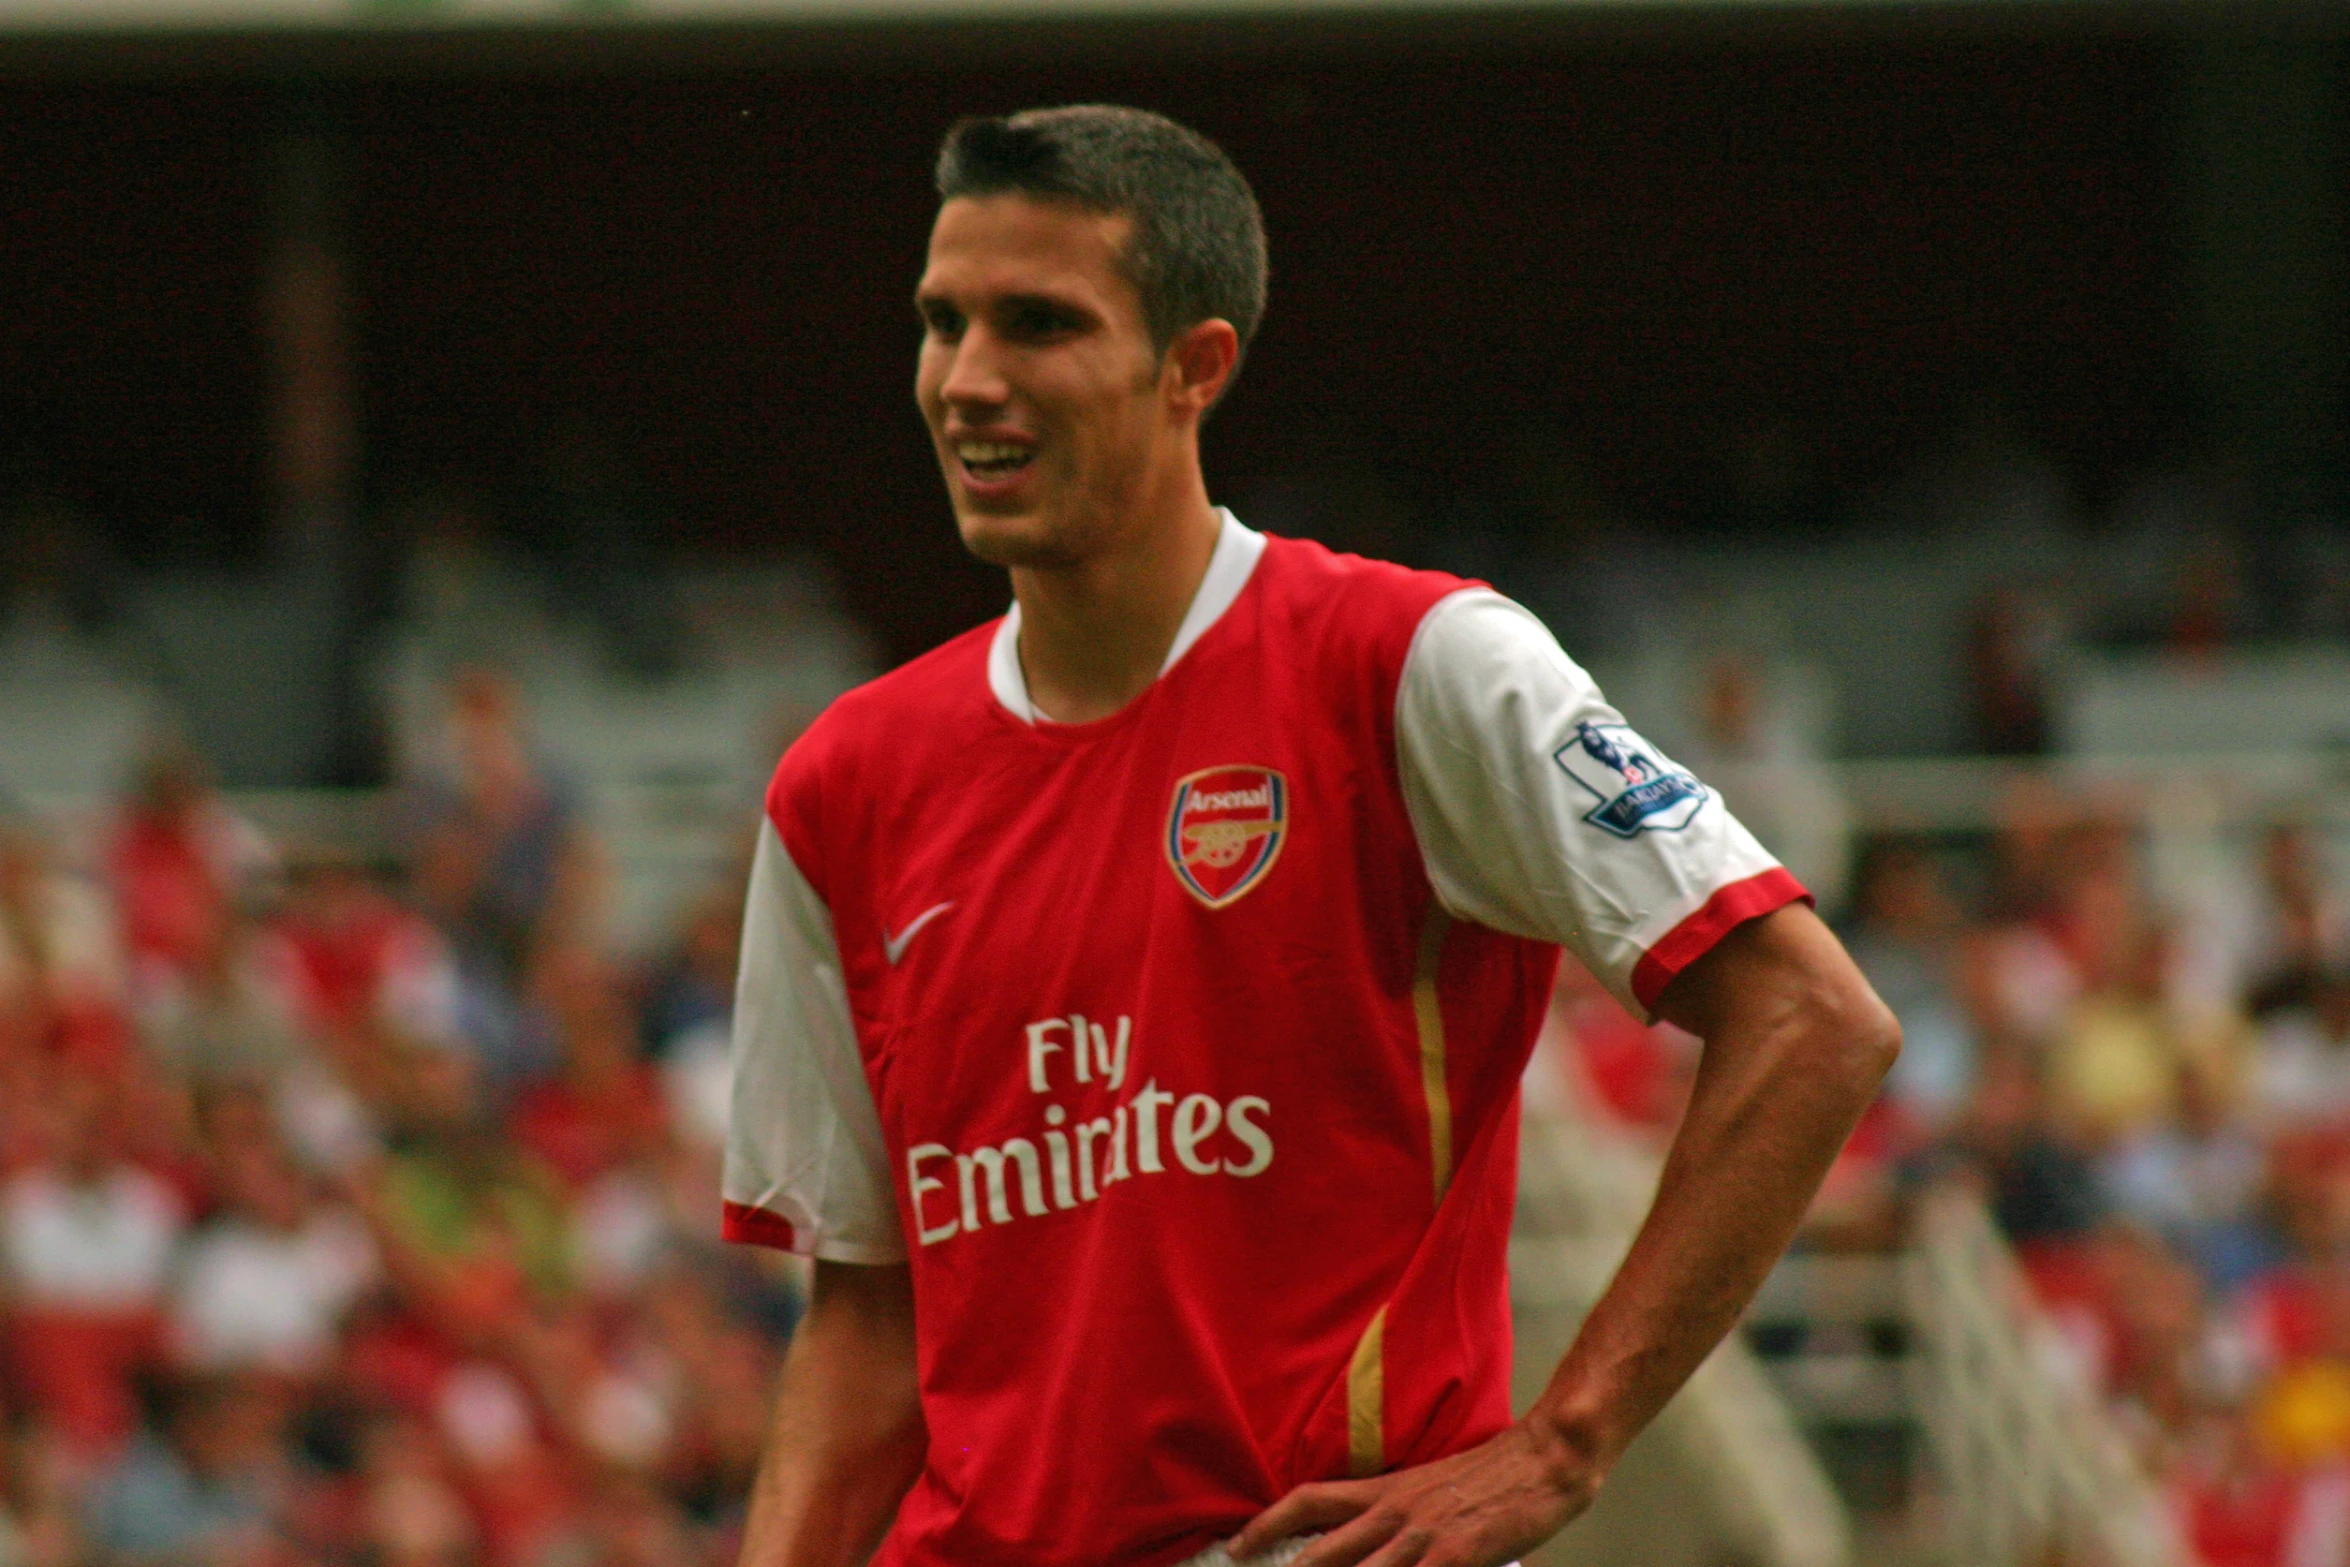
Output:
[724, 105, 1898, 1567]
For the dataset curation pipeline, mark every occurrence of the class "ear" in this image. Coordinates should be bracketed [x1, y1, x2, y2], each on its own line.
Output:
[1164, 318, 1241, 418]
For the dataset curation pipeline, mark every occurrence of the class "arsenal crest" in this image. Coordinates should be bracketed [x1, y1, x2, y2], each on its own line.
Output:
[1166, 765, 1289, 909]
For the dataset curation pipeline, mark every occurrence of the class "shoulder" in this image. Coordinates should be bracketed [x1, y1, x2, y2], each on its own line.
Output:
[1250, 533, 1482, 673]
[1399, 587, 1602, 706]
[1257, 533, 1474, 623]
[764, 617, 1000, 885]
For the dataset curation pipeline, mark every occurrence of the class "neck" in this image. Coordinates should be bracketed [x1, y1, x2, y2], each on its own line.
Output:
[1010, 478, 1221, 726]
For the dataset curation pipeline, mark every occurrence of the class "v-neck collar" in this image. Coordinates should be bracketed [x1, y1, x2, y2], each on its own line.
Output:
[986, 509, 1265, 726]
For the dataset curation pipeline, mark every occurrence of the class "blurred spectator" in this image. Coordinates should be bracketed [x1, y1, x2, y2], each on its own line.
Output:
[2022, 1222, 2208, 1431]
[2251, 970, 2350, 1133]
[169, 1133, 376, 1379]
[2167, 534, 2253, 657]
[276, 845, 461, 1059]
[1963, 783, 2093, 1047]
[629, 1268, 783, 1529]
[0, 802, 127, 1078]
[643, 878, 746, 1179]
[2050, 952, 2188, 1148]
[2245, 822, 2349, 1018]
[1965, 584, 2057, 756]
[1972, 813, 2228, 1144]
[2232, 1131, 2350, 1378]
[350, 1411, 478, 1567]
[367, 1048, 571, 1341]
[136, 897, 304, 1088]
[81, 1374, 293, 1566]
[1846, 838, 1978, 1135]
[1684, 656, 1851, 915]
[640, 884, 739, 1063]
[2175, 1403, 2350, 1567]
[269, 845, 459, 1169]
[579, 1475, 701, 1567]
[662, 1037, 730, 1178]
[1938, 1043, 2104, 1249]
[511, 950, 667, 1194]
[1, 1075, 183, 1462]
[430, 1355, 579, 1567]
[106, 743, 274, 1012]
[403, 668, 603, 1084]
[0, 1414, 83, 1567]
[2101, 1057, 2274, 1293]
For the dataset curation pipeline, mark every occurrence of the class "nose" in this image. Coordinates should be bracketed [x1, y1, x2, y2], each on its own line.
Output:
[937, 325, 1011, 413]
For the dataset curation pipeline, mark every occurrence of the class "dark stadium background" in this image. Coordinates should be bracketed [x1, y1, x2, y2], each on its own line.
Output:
[2, 26, 2213, 668]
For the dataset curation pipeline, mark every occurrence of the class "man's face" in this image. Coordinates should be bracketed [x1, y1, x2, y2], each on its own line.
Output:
[915, 194, 1172, 568]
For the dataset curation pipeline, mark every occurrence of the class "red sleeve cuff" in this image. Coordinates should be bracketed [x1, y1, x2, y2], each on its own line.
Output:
[1629, 868, 1812, 1016]
[722, 1200, 803, 1252]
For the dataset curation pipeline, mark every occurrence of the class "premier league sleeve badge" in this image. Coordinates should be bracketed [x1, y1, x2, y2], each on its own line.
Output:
[1551, 721, 1709, 838]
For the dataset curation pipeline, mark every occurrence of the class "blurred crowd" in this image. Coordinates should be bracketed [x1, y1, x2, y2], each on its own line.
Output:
[0, 672, 783, 1567]
[1559, 788, 2350, 1566]
[5, 518, 2349, 1566]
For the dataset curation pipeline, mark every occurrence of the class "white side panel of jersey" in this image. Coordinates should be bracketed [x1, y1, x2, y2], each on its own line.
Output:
[724, 819, 906, 1264]
[1395, 588, 1785, 1018]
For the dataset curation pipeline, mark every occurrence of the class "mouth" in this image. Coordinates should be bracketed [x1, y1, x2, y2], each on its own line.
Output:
[954, 438, 1037, 486]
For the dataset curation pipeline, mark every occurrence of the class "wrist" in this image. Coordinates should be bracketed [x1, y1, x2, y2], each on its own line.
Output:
[1519, 1395, 1621, 1501]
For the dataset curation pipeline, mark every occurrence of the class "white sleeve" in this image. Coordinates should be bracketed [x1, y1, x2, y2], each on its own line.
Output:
[1397, 589, 1802, 1019]
[722, 819, 905, 1263]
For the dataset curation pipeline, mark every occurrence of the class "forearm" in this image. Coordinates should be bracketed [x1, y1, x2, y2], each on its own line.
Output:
[739, 1260, 927, 1567]
[1525, 908, 1898, 1474]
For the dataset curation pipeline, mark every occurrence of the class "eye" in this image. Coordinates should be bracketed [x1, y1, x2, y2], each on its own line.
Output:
[919, 302, 964, 340]
[1005, 301, 1082, 340]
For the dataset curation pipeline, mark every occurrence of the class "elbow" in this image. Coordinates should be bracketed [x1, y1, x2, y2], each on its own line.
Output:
[1796, 970, 1900, 1101]
[1841, 987, 1903, 1097]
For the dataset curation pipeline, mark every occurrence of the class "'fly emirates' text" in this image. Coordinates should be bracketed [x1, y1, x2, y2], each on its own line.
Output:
[905, 1013, 1273, 1247]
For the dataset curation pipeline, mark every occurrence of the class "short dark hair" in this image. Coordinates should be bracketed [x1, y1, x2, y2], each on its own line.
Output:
[935, 105, 1268, 365]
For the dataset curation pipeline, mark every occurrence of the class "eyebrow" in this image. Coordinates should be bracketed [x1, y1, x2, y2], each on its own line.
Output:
[913, 286, 1095, 319]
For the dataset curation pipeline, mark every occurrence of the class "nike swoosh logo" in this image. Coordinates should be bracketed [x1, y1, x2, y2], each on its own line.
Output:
[883, 902, 955, 966]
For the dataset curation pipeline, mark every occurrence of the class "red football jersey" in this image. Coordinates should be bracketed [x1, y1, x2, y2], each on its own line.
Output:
[725, 519, 1803, 1566]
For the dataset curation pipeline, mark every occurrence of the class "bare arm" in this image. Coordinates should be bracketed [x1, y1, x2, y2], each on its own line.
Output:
[1233, 903, 1899, 1567]
[738, 1259, 927, 1567]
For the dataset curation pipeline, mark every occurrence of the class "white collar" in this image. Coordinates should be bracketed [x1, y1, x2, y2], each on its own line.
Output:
[987, 509, 1265, 725]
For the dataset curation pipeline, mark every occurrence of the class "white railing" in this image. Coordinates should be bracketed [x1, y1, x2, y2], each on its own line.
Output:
[1904, 1187, 2191, 1567]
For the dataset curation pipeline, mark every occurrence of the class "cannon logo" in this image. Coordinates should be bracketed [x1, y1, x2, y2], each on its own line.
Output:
[1166, 765, 1289, 909]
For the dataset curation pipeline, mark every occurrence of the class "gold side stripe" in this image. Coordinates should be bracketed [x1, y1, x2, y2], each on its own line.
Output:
[1414, 909, 1454, 1202]
[1347, 1304, 1388, 1478]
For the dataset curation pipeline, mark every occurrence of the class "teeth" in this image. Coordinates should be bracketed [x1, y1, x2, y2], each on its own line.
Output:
[957, 441, 1032, 465]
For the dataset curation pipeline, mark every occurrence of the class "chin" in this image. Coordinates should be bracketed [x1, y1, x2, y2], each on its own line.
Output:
[956, 507, 1080, 569]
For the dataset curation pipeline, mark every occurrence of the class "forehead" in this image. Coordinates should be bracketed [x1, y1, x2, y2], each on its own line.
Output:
[918, 194, 1138, 311]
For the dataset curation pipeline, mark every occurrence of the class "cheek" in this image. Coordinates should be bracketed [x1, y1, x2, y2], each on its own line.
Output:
[1062, 379, 1155, 456]
[913, 350, 949, 419]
